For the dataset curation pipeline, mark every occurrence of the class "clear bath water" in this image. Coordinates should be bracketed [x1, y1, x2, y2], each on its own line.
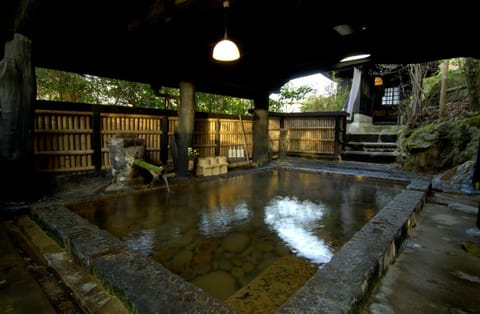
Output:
[69, 168, 404, 300]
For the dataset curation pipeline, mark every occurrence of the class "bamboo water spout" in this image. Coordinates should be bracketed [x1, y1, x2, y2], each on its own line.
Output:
[132, 159, 170, 192]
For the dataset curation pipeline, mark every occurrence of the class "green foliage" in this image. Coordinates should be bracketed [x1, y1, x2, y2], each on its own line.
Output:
[36, 68, 253, 113]
[36, 68, 91, 103]
[36, 68, 166, 108]
[269, 72, 347, 113]
[422, 60, 466, 107]
[195, 92, 253, 115]
[269, 83, 314, 112]
[300, 82, 347, 112]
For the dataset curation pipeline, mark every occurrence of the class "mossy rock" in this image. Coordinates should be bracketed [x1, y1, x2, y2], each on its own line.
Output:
[401, 123, 439, 152]
[399, 115, 480, 173]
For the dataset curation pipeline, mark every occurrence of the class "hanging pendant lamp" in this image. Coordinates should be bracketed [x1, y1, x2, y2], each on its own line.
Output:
[212, 0, 240, 62]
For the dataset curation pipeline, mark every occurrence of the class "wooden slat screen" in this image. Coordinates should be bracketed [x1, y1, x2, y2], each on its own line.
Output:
[33, 104, 345, 174]
[268, 117, 281, 154]
[34, 110, 94, 173]
[193, 118, 217, 157]
[218, 118, 252, 158]
[284, 116, 336, 154]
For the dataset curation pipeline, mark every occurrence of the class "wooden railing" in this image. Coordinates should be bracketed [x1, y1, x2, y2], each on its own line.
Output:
[34, 101, 346, 173]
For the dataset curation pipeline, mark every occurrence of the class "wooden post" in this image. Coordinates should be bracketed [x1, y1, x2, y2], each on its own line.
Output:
[279, 129, 287, 160]
[252, 93, 270, 165]
[215, 119, 221, 156]
[0, 33, 36, 200]
[239, 115, 250, 162]
[473, 135, 480, 190]
[334, 115, 341, 159]
[160, 115, 169, 164]
[172, 81, 195, 177]
[477, 202, 480, 229]
[91, 104, 102, 172]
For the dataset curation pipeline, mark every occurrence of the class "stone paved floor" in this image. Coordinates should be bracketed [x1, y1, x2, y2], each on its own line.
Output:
[0, 222, 58, 314]
[1, 158, 480, 313]
[365, 191, 480, 314]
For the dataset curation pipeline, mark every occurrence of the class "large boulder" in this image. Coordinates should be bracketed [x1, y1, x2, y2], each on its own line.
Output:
[432, 159, 479, 194]
[398, 115, 480, 173]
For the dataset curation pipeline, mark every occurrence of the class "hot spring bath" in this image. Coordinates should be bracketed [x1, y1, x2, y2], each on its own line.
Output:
[67, 168, 405, 302]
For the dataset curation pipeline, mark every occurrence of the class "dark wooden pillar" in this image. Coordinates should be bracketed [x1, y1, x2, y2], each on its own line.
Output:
[252, 93, 270, 166]
[160, 115, 169, 165]
[91, 104, 102, 172]
[0, 33, 36, 200]
[172, 81, 195, 177]
[473, 134, 480, 190]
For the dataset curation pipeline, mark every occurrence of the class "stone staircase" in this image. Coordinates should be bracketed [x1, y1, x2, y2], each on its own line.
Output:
[341, 133, 399, 163]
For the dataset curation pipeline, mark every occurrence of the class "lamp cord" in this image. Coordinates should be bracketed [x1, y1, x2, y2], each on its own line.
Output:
[222, 0, 230, 39]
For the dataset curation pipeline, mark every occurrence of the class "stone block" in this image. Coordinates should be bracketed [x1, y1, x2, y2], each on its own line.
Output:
[203, 167, 213, 176]
[220, 164, 228, 174]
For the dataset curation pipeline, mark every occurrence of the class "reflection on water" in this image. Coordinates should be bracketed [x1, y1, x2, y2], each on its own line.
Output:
[265, 196, 333, 264]
[69, 169, 404, 301]
[199, 202, 251, 237]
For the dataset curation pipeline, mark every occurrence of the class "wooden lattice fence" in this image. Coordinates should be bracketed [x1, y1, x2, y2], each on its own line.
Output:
[284, 116, 337, 154]
[33, 101, 346, 174]
[34, 109, 94, 173]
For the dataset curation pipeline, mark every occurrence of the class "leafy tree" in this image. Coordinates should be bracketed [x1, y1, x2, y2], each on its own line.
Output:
[269, 82, 313, 112]
[195, 92, 253, 115]
[36, 67, 166, 107]
[36, 68, 254, 114]
[422, 59, 466, 108]
[408, 62, 440, 116]
[36, 67, 91, 102]
[300, 78, 346, 112]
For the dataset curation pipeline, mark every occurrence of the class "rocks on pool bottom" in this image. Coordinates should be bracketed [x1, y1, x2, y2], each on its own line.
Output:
[224, 255, 318, 313]
[192, 271, 237, 301]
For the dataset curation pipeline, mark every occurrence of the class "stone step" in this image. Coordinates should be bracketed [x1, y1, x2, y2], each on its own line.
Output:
[346, 133, 398, 143]
[346, 141, 397, 150]
[342, 151, 399, 157]
[341, 150, 398, 163]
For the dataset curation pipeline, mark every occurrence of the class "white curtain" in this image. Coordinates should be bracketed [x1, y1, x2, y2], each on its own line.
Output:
[343, 67, 362, 121]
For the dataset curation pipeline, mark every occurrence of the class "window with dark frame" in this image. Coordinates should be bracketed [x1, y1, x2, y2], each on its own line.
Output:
[382, 87, 401, 105]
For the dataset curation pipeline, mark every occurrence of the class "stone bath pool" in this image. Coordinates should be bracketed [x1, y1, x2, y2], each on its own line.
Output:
[31, 161, 430, 313]
[66, 168, 405, 304]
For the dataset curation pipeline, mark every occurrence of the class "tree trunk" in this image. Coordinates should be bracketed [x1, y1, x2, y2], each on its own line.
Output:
[439, 59, 449, 118]
[0, 33, 36, 200]
[409, 64, 423, 118]
[464, 57, 480, 111]
[173, 81, 195, 177]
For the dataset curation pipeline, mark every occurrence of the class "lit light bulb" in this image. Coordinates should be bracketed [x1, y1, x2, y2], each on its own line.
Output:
[213, 38, 240, 62]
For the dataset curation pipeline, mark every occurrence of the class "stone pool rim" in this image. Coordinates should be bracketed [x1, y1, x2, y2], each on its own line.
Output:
[29, 163, 431, 313]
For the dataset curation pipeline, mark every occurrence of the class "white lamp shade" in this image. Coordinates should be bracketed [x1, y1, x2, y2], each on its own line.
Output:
[212, 39, 240, 61]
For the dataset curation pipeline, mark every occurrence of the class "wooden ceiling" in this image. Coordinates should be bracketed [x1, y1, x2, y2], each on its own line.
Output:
[2, 0, 479, 99]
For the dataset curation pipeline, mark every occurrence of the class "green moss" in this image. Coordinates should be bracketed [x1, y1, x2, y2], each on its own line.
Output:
[463, 115, 480, 127]
[403, 156, 415, 171]
[398, 115, 480, 173]
[401, 123, 438, 151]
